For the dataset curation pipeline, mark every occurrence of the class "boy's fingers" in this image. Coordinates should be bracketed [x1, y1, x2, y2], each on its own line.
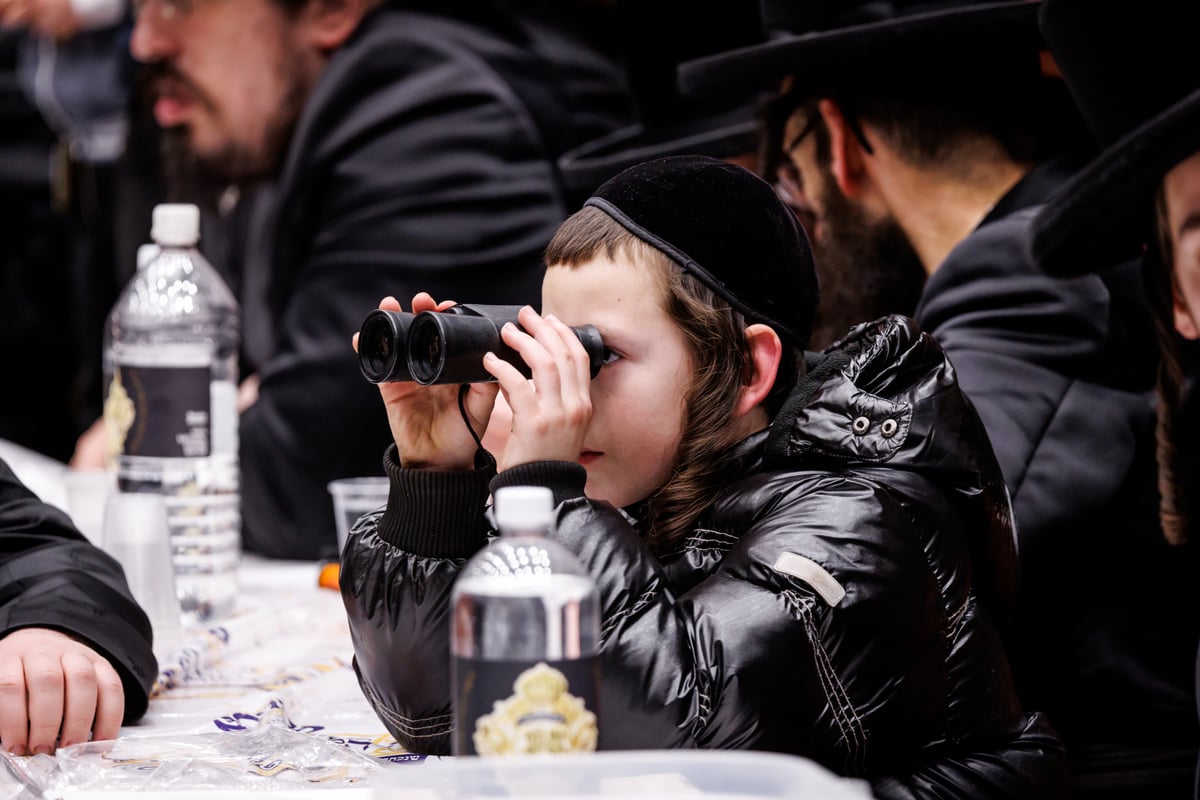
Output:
[501, 322, 562, 399]
[544, 315, 592, 390]
[483, 351, 531, 402]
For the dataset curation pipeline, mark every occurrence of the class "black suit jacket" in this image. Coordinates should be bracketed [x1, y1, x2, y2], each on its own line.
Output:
[916, 158, 1200, 791]
[238, 4, 631, 559]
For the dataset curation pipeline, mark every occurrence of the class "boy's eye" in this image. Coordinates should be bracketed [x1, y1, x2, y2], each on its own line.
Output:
[599, 346, 621, 367]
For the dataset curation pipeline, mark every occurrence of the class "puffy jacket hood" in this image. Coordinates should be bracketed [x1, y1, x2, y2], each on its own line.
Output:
[769, 315, 978, 481]
[766, 315, 1019, 617]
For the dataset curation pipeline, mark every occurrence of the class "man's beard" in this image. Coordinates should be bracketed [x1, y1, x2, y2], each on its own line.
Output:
[806, 166, 928, 350]
[154, 64, 309, 201]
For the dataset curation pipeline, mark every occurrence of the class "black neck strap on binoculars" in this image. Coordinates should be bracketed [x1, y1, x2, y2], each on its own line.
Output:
[458, 383, 487, 458]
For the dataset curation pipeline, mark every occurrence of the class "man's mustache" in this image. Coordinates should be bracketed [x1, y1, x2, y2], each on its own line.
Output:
[141, 62, 213, 112]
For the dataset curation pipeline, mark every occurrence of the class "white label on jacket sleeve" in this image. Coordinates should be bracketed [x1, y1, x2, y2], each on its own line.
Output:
[773, 552, 846, 607]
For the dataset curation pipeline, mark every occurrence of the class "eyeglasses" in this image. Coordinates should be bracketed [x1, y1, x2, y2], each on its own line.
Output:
[783, 114, 820, 158]
[772, 114, 820, 214]
[774, 160, 807, 215]
[783, 109, 875, 159]
[131, 0, 196, 21]
[766, 97, 875, 216]
[772, 109, 875, 217]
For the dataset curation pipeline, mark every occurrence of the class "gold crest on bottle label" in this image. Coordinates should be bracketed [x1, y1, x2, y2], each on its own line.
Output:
[453, 658, 600, 756]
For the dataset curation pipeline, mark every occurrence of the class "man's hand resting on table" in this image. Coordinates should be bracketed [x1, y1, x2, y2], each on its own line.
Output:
[0, 628, 124, 755]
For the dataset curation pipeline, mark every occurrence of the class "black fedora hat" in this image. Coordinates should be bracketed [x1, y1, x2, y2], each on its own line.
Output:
[1030, 0, 1200, 276]
[558, 0, 767, 206]
[678, 0, 1042, 99]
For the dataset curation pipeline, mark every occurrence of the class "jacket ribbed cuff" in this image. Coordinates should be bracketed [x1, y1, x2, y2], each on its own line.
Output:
[490, 461, 588, 508]
[376, 445, 494, 559]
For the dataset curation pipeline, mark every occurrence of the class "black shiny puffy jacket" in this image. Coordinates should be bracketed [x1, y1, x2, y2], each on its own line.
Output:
[341, 316, 1069, 798]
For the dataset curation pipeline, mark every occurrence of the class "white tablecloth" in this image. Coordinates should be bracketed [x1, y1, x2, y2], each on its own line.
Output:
[0, 439, 419, 797]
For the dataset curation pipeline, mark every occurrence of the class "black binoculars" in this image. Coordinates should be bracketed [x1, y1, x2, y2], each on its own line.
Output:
[357, 304, 604, 385]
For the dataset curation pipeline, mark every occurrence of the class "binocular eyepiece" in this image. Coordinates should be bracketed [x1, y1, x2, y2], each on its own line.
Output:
[357, 304, 604, 385]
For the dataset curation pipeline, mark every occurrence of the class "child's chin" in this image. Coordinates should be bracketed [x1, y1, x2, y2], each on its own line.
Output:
[581, 472, 611, 503]
[583, 479, 641, 511]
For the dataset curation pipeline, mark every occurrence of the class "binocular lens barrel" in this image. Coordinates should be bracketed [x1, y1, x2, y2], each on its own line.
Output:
[356, 304, 603, 385]
[408, 311, 506, 385]
[358, 309, 415, 383]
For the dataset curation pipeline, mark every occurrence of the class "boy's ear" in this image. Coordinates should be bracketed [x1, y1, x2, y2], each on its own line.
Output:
[735, 324, 783, 418]
[818, 98, 869, 200]
[302, 0, 372, 52]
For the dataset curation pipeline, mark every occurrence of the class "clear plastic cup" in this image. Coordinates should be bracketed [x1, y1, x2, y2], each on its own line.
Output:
[64, 469, 115, 547]
[327, 477, 390, 555]
[102, 492, 184, 659]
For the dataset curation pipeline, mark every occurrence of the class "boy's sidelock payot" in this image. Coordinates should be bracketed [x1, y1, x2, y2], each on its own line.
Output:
[102, 203, 241, 624]
[450, 485, 601, 756]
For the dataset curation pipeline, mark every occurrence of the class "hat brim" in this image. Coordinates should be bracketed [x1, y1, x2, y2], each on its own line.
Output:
[678, 2, 1040, 98]
[558, 112, 761, 205]
[1031, 88, 1200, 276]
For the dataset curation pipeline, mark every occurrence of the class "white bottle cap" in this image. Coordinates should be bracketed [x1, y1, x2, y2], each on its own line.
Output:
[494, 486, 554, 531]
[150, 203, 200, 247]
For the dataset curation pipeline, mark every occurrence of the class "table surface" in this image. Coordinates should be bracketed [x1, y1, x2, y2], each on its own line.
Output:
[0, 438, 417, 797]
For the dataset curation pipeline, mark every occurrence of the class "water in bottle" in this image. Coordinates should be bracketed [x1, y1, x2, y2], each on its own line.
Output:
[451, 485, 601, 756]
[103, 203, 240, 624]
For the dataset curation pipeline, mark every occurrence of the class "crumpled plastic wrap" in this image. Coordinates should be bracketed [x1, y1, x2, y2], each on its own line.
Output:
[0, 703, 385, 795]
[46, 720, 381, 791]
[0, 750, 44, 800]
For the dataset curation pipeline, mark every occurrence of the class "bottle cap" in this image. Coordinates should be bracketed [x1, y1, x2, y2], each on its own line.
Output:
[494, 486, 554, 531]
[150, 203, 201, 247]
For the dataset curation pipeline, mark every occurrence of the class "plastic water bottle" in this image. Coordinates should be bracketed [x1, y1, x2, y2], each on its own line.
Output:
[450, 485, 601, 756]
[102, 203, 240, 624]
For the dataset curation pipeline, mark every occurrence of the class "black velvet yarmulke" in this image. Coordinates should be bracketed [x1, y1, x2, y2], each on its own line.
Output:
[585, 155, 819, 348]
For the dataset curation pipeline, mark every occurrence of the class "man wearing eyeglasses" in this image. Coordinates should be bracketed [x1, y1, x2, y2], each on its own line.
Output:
[78, 0, 631, 559]
[682, 1, 1197, 796]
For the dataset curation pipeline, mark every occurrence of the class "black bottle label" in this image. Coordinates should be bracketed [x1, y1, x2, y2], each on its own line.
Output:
[452, 656, 600, 756]
[106, 364, 211, 458]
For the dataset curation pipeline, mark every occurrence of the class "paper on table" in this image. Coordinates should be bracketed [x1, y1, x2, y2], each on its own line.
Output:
[143, 593, 413, 763]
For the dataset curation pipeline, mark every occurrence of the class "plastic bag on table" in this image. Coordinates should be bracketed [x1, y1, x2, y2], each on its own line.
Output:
[44, 719, 380, 792]
[204, 669, 412, 764]
[0, 750, 44, 800]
